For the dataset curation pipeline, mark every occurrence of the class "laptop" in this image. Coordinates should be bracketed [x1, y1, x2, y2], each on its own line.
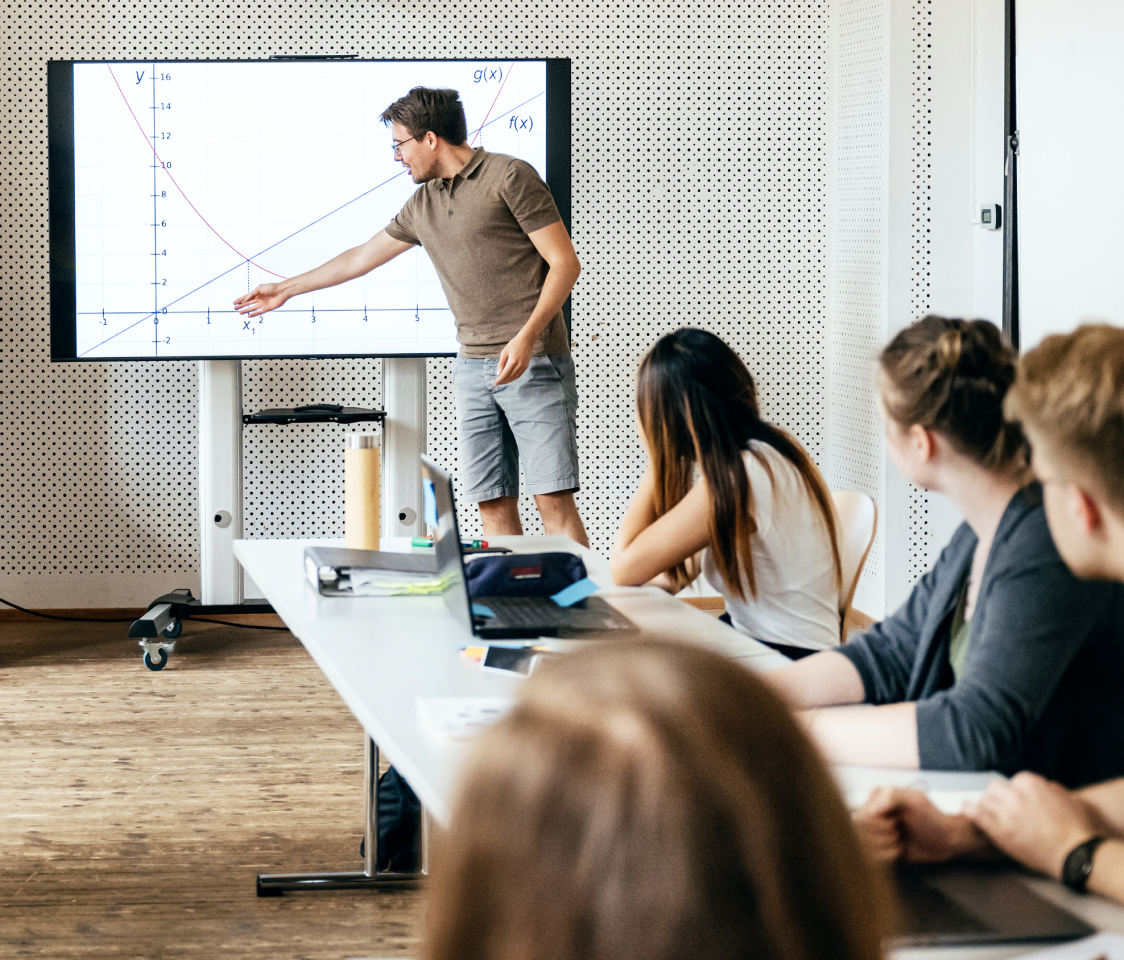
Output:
[421, 455, 638, 640]
[891, 862, 1096, 948]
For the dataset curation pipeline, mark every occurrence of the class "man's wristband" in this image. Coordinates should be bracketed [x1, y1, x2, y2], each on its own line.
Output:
[1062, 836, 1105, 893]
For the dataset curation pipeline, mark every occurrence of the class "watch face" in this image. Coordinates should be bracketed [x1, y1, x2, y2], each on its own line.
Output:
[1063, 837, 1104, 892]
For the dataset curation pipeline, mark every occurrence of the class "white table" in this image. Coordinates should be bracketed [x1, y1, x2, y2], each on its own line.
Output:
[234, 534, 789, 892]
[235, 535, 787, 820]
[234, 535, 1124, 955]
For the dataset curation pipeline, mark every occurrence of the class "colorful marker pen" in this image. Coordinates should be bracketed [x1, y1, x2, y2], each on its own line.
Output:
[411, 536, 489, 548]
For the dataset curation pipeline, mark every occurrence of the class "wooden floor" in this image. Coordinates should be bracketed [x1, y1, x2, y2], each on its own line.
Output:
[0, 618, 426, 959]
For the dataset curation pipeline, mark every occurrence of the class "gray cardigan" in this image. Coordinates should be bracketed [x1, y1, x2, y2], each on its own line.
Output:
[839, 484, 1124, 788]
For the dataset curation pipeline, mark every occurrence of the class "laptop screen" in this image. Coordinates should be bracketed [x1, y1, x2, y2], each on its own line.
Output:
[420, 455, 475, 634]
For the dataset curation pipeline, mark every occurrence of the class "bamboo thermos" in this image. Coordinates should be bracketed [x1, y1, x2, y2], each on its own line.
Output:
[345, 433, 381, 549]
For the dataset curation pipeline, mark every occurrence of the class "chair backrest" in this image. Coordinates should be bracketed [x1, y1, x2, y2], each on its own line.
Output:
[830, 490, 877, 637]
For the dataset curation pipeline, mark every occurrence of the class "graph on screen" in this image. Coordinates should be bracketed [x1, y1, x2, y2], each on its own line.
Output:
[68, 59, 548, 359]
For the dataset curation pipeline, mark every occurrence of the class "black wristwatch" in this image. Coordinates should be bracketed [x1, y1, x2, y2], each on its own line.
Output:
[1062, 836, 1105, 893]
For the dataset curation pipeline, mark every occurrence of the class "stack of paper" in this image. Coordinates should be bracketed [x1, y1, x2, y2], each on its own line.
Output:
[348, 568, 445, 596]
[843, 787, 989, 815]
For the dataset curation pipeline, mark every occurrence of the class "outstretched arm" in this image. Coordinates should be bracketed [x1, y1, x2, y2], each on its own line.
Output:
[233, 230, 414, 317]
[764, 650, 867, 710]
[802, 701, 920, 768]
[766, 647, 916, 764]
[493, 221, 581, 385]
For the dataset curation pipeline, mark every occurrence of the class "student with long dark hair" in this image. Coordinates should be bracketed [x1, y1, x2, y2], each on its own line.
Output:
[611, 328, 843, 658]
[768, 316, 1124, 784]
[425, 641, 888, 960]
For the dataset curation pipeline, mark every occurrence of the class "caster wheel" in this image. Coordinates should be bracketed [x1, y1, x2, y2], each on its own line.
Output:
[162, 619, 182, 639]
[144, 648, 168, 671]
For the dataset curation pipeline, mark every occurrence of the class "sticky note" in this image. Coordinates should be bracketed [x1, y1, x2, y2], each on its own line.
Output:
[472, 603, 496, 618]
[551, 577, 599, 608]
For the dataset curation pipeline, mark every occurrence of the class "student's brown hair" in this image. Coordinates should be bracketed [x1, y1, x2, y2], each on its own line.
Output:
[635, 328, 841, 600]
[380, 86, 468, 145]
[879, 315, 1027, 471]
[425, 641, 888, 960]
[1006, 324, 1124, 514]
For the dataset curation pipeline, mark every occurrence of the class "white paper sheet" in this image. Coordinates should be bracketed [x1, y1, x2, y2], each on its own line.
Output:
[1010, 932, 1124, 959]
[416, 696, 514, 740]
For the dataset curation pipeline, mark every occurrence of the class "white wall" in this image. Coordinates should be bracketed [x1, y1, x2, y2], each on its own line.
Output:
[1016, 0, 1124, 349]
[1, 0, 830, 608]
[1, 0, 1020, 613]
[831, 0, 1006, 617]
[970, 0, 1006, 324]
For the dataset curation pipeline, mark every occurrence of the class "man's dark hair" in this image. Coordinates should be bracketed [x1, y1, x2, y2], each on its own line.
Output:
[380, 87, 468, 146]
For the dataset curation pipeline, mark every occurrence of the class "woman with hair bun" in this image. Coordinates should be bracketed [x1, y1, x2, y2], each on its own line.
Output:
[767, 315, 1124, 788]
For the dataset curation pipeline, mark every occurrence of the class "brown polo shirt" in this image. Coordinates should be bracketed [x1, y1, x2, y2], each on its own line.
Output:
[384, 149, 570, 359]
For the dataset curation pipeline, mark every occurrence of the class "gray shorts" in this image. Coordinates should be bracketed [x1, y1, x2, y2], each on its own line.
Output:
[452, 355, 579, 503]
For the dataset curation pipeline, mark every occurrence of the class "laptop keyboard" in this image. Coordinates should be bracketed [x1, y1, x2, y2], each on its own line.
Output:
[488, 596, 561, 626]
[472, 595, 635, 633]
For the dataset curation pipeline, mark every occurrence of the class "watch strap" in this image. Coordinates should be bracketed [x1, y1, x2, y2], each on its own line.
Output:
[1062, 836, 1105, 893]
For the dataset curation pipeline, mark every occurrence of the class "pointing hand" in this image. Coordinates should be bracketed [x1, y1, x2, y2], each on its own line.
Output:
[235, 284, 289, 318]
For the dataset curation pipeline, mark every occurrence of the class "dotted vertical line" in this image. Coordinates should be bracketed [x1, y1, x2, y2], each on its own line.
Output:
[907, 0, 935, 585]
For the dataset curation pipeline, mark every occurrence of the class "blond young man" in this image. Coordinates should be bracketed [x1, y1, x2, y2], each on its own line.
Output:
[858, 324, 1124, 900]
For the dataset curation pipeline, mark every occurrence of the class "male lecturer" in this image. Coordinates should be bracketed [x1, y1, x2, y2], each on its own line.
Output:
[234, 87, 587, 545]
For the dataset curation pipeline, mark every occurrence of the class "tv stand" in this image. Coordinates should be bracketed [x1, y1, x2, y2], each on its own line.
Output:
[129, 357, 426, 670]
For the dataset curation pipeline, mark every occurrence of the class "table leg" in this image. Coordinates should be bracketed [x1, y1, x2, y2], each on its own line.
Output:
[256, 737, 427, 895]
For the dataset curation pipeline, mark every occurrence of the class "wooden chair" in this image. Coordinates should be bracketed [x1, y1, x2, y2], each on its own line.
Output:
[830, 490, 877, 640]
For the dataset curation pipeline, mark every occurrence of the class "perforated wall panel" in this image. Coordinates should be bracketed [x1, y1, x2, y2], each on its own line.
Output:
[242, 359, 383, 538]
[2, 0, 829, 607]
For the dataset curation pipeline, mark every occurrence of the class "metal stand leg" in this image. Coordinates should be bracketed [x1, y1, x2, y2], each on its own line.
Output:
[256, 737, 427, 895]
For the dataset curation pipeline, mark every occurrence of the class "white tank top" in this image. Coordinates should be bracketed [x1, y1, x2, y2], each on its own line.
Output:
[702, 442, 841, 651]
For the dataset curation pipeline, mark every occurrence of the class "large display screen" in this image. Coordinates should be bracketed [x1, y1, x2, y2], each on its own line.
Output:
[49, 58, 570, 361]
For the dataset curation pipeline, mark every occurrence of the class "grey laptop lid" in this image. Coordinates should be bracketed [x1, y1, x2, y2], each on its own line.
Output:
[420, 454, 638, 640]
[421, 455, 475, 633]
[892, 862, 1095, 948]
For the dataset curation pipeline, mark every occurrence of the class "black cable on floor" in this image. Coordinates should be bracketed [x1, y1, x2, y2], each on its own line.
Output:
[0, 596, 135, 622]
[0, 597, 288, 630]
[187, 617, 288, 631]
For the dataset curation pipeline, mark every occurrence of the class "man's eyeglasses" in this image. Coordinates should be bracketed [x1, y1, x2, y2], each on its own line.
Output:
[391, 136, 417, 157]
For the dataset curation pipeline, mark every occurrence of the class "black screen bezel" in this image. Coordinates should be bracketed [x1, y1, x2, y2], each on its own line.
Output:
[48, 57, 571, 363]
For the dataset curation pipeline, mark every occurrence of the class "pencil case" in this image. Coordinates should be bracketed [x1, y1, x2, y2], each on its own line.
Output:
[465, 552, 586, 598]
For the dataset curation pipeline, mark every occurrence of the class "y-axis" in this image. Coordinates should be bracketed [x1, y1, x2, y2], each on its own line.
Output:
[152, 62, 159, 357]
